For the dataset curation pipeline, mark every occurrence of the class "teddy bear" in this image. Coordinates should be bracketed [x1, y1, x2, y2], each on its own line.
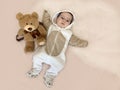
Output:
[16, 12, 47, 53]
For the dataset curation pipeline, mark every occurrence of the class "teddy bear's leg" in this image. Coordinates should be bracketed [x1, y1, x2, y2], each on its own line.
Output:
[25, 41, 35, 52]
[36, 37, 46, 46]
[24, 33, 35, 52]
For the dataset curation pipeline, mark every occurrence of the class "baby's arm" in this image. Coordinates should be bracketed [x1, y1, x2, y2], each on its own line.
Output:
[42, 10, 52, 30]
[69, 34, 88, 47]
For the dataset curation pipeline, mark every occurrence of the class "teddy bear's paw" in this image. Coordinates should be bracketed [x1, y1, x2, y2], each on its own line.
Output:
[39, 41, 45, 46]
[27, 68, 40, 78]
[16, 35, 24, 41]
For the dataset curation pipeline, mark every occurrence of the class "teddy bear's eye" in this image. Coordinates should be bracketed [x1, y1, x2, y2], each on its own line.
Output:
[30, 23, 32, 25]
[26, 23, 28, 25]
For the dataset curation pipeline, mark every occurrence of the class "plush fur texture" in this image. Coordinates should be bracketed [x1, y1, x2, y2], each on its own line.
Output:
[16, 12, 47, 53]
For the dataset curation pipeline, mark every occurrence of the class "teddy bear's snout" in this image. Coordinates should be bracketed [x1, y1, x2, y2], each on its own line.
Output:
[28, 27, 32, 31]
[24, 25, 36, 32]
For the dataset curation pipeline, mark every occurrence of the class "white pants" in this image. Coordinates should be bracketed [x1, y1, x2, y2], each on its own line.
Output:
[32, 47, 65, 76]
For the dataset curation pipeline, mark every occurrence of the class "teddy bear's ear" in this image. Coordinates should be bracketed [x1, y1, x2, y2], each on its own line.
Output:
[16, 12, 23, 20]
[32, 12, 38, 19]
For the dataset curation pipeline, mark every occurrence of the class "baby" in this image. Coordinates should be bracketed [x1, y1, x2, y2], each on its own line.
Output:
[27, 10, 88, 87]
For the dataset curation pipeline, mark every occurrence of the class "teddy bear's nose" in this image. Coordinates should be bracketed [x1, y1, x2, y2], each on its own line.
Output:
[28, 27, 32, 31]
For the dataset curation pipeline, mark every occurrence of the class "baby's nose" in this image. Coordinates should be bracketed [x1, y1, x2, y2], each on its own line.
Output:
[62, 19, 66, 23]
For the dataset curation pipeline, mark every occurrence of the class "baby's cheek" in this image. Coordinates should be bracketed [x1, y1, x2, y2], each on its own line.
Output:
[66, 23, 70, 26]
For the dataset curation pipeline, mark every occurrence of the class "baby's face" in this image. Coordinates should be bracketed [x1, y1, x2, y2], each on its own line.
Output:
[56, 12, 72, 28]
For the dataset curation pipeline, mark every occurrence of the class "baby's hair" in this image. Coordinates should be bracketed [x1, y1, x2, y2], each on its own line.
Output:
[57, 12, 74, 24]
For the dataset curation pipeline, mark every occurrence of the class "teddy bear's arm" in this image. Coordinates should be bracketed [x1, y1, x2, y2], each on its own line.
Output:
[69, 34, 88, 47]
[42, 10, 52, 30]
[17, 28, 25, 36]
[16, 29, 25, 41]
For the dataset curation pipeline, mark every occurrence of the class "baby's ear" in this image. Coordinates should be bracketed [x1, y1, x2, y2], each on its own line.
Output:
[16, 12, 23, 20]
[32, 12, 38, 19]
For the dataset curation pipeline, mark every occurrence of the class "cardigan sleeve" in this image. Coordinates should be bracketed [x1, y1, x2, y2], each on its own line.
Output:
[42, 10, 52, 30]
[69, 34, 88, 47]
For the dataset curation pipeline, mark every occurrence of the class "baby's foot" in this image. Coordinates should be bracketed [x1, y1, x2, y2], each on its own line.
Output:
[43, 74, 55, 88]
[27, 68, 40, 78]
[80, 40, 88, 47]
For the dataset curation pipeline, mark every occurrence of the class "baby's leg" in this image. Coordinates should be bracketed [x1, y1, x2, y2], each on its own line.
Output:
[27, 55, 43, 78]
[43, 64, 64, 88]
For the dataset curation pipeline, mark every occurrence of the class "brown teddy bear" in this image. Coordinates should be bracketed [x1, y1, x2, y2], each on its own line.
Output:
[16, 12, 47, 53]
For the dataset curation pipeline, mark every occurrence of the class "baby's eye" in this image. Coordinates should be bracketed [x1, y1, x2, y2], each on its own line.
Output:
[66, 20, 70, 22]
[30, 23, 32, 25]
[61, 17, 64, 19]
[26, 23, 28, 25]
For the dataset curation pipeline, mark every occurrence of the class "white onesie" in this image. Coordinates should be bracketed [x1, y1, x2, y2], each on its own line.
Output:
[32, 24, 72, 76]
[27, 10, 77, 88]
